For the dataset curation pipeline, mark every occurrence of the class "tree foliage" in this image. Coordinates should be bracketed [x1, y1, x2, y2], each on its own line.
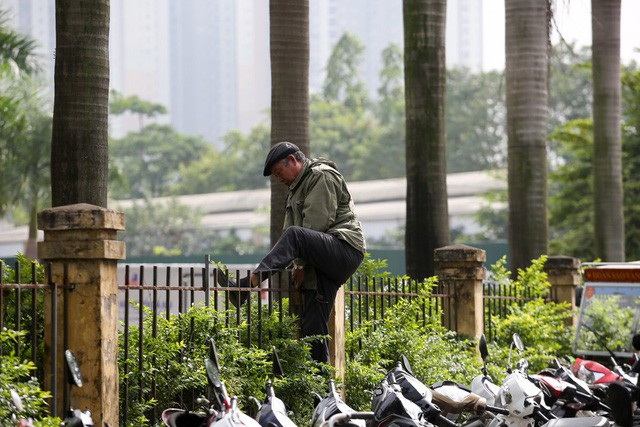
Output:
[322, 32, 369, 111]
[0, 11, 50, 258]
[0, 330, 60, 426]
[548, 119, 595, 258]
[109, 89, 168, 130]
[0, 10, 46, 217]
[446, 68, 505, 172]
[110, 124, 210, 199]
[173, 125, 271, 194]
[484, 256, 574, 379]
[549, 65, 640, 261]
[0, 9, 40, 76]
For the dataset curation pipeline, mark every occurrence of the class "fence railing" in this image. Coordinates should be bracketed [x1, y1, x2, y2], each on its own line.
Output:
[483, 279, 560, 341]
[0, 261, 69, 417]
[2, 259, 550, 425]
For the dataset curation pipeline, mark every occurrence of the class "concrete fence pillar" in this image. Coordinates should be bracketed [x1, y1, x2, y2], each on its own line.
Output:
[434, 245, 487, 339]
[329, 286, 345, 384]
[38, 203, 125, 425]
[544, 255, 580, 326]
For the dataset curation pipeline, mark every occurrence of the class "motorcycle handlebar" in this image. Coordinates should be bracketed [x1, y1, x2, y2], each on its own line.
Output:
[533, 406, 555, 423]
[321, 411, 375, 427]
[485, 405, 509, 415]
[434, 414, 457, 427]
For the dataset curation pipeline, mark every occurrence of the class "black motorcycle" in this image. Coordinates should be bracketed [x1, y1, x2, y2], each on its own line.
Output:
[251, 347, 297, 427]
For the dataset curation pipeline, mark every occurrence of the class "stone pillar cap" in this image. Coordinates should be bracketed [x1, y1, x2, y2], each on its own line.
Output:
[545, 255, 580, 269]
[434, 244, 486, 262]
[38, 203, 125, 231]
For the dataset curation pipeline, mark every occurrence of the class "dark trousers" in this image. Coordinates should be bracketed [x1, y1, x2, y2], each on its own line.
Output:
[254, 226, 364, 363]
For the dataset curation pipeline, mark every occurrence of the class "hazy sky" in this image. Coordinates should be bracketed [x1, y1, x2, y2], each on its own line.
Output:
[482, 0, 640, 71]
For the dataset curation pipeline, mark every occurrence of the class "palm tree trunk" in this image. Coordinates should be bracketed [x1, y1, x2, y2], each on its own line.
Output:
[505, 0, 550, 274]
[51, 0, 110, 207]
[269, 0, 310, 245]
[592, 0, 625, 261]
[403, 0, 450, 279]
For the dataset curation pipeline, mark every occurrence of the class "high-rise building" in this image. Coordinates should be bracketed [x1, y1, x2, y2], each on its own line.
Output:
[168, 0, 270, 147]
[110, 0, 171, 137]
[447, 0, 483, 71]
[0, 0, 483, 145]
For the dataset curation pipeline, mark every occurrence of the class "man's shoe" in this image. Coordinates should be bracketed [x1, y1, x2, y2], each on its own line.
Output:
[216, 269, 250, 308]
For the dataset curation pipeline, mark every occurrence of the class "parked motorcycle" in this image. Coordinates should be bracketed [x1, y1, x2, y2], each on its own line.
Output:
[162, 338, 260, 427]
[251, 347, 297, 427]
[386, 354, 509, 425]
[369, 371, 439, 427]
[431, 380, 509, 425]
[311, 380, 366, 427]
[320, 354, 508, 427]
[572, 357, 638, 388]
[469, 335, 501, 408]
[573, 325, 640, 388]
[486, 334, 554, 427]
[571, 326, 640, 425]
[470, 334, 617, 427]
[530, 358, 611, 418]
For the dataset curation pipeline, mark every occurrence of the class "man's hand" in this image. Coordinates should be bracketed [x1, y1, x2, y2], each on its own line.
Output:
[292, 266, 304, 288]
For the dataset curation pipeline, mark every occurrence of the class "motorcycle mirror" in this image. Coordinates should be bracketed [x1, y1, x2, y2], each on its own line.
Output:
[206, 338, 223, 389]
[479, 334, 489, 360]
[512, 333, 524, 352]
[205, 358, 222, 389]
[10, 389, 24, 412]
[272, 346, 284, 378]
[64, 350, 83, 387]
[208, 338, 221, 371]
[401, 354, 414, 376]
[479, 334, 490, 376]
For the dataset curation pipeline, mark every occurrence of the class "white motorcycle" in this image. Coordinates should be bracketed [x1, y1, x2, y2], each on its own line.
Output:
[472, 334, 610, 427]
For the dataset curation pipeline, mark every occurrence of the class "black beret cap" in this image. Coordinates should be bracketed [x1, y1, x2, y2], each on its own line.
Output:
[263, 141, 300, 176]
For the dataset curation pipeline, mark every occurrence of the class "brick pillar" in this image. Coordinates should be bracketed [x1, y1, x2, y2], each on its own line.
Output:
[329, 287, 345, 383]
[434, 245, 486, 339]
[38, 203, 125, 425]
[544, 255, 580, 326]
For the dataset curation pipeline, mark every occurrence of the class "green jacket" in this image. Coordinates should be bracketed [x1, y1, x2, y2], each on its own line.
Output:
[284, 158, 366, 290]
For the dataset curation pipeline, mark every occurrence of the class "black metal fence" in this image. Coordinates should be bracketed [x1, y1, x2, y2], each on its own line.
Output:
[0, 261, 69, 418]
[483, 278, 559, 341]
[1, 258, 542, 424]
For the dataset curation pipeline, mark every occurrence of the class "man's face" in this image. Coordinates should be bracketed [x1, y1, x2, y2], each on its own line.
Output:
[271, 155, 300, 186]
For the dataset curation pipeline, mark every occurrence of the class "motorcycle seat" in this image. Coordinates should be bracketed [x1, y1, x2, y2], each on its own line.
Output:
[541, 416, 609, 427]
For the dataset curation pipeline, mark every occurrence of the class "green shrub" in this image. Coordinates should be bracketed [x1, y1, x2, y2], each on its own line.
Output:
[344, 277, 482, 410]
[119, 300, 328, 426]
[0, 254, 47, 378]
[0, 329, 61, 426]
[484, 256, 574, 381]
